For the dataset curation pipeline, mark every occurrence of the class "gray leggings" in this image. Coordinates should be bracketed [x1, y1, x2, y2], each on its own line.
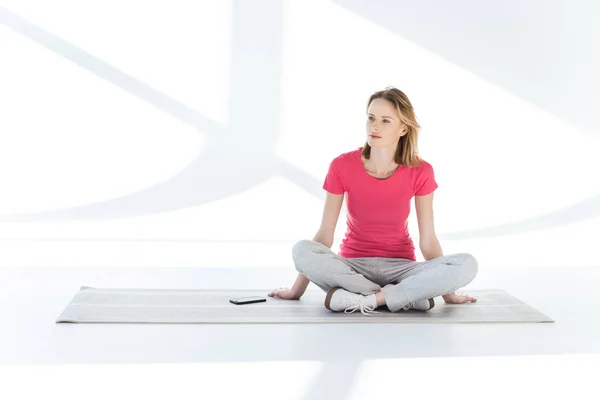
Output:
[292, 240, 479, 312]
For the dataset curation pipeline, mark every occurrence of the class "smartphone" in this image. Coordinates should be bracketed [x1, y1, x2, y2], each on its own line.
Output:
[229, 296, 267, 305]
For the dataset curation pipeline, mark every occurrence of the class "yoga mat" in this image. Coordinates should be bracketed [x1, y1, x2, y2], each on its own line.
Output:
[55, 286, 554, 324]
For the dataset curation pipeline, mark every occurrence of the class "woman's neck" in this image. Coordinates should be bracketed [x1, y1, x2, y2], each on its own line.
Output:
[365, 146, 398, 174]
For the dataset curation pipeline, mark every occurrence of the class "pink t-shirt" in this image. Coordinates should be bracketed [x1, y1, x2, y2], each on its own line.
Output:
[323, 148, 438, 261]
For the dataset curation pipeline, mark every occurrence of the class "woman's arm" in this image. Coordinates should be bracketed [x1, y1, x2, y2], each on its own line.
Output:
[315, 191, 345, 248]
[415, 192, 441, 259]
[415, 192, 458, 302]
[292, 192, 344, 298]
[288, 191, 345, 298]
[415, 193, 477, 303]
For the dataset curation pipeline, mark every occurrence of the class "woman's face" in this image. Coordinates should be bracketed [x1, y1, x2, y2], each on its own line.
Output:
[366, 98, 407, 148]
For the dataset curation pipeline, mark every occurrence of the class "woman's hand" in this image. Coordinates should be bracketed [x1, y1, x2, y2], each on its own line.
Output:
[268, 287, 301, 300]
[442, 291, 477, 304]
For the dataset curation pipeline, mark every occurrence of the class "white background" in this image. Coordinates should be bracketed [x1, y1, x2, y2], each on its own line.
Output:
[2, 1, 600, 399]
[2, 0, 599, 270]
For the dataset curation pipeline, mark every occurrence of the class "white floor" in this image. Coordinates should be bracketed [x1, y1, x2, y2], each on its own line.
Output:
[1, 263, 600, 399]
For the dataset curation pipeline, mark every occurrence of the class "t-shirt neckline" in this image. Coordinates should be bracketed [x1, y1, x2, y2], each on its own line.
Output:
[357, 149, 402, 181]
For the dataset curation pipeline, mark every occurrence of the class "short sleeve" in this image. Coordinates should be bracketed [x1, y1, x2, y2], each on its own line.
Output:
[413, 161, 438, 196]
[323, 158, 345, 194]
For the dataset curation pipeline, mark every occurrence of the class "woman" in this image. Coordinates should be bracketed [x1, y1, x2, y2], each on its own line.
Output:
[268, 87, 479, 315]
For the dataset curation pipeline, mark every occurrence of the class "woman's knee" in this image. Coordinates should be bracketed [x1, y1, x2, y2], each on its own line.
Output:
[292, 240, 320, 272]
[292, 240, 312, 260]
[456, 253, 479, 281]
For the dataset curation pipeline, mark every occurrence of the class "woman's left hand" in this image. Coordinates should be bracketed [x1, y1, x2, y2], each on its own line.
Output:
[442, 291, 477, 304]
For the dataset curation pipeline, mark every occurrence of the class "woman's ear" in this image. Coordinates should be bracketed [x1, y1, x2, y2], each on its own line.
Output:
[399, 123, 408, 135]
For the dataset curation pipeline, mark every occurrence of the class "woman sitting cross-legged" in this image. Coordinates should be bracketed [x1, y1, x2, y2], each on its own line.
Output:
[269, 87, 478, 315]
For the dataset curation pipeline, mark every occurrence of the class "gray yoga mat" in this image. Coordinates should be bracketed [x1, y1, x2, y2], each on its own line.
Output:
[55, 286, 554, 324]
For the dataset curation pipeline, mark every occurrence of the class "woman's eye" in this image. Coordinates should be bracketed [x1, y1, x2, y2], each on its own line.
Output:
[383, 120, 390, 123]
[368, 116, 374, 121]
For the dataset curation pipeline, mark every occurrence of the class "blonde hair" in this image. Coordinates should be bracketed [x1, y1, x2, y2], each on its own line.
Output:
[361, 87, 423, 167]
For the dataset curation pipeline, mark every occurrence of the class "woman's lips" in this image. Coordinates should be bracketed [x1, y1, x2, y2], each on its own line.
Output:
[370, 134, 381, 138]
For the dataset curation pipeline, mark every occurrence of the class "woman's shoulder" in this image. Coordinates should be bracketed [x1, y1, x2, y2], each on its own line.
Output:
[330, 148, 361, 165]
[409, 157, 434, 171]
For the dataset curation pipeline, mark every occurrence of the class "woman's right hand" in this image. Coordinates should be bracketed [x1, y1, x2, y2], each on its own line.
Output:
[268, 287, 301, 300]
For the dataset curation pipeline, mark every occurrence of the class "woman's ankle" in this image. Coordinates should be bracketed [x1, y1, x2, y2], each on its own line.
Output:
[375, 291, 386, 307]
